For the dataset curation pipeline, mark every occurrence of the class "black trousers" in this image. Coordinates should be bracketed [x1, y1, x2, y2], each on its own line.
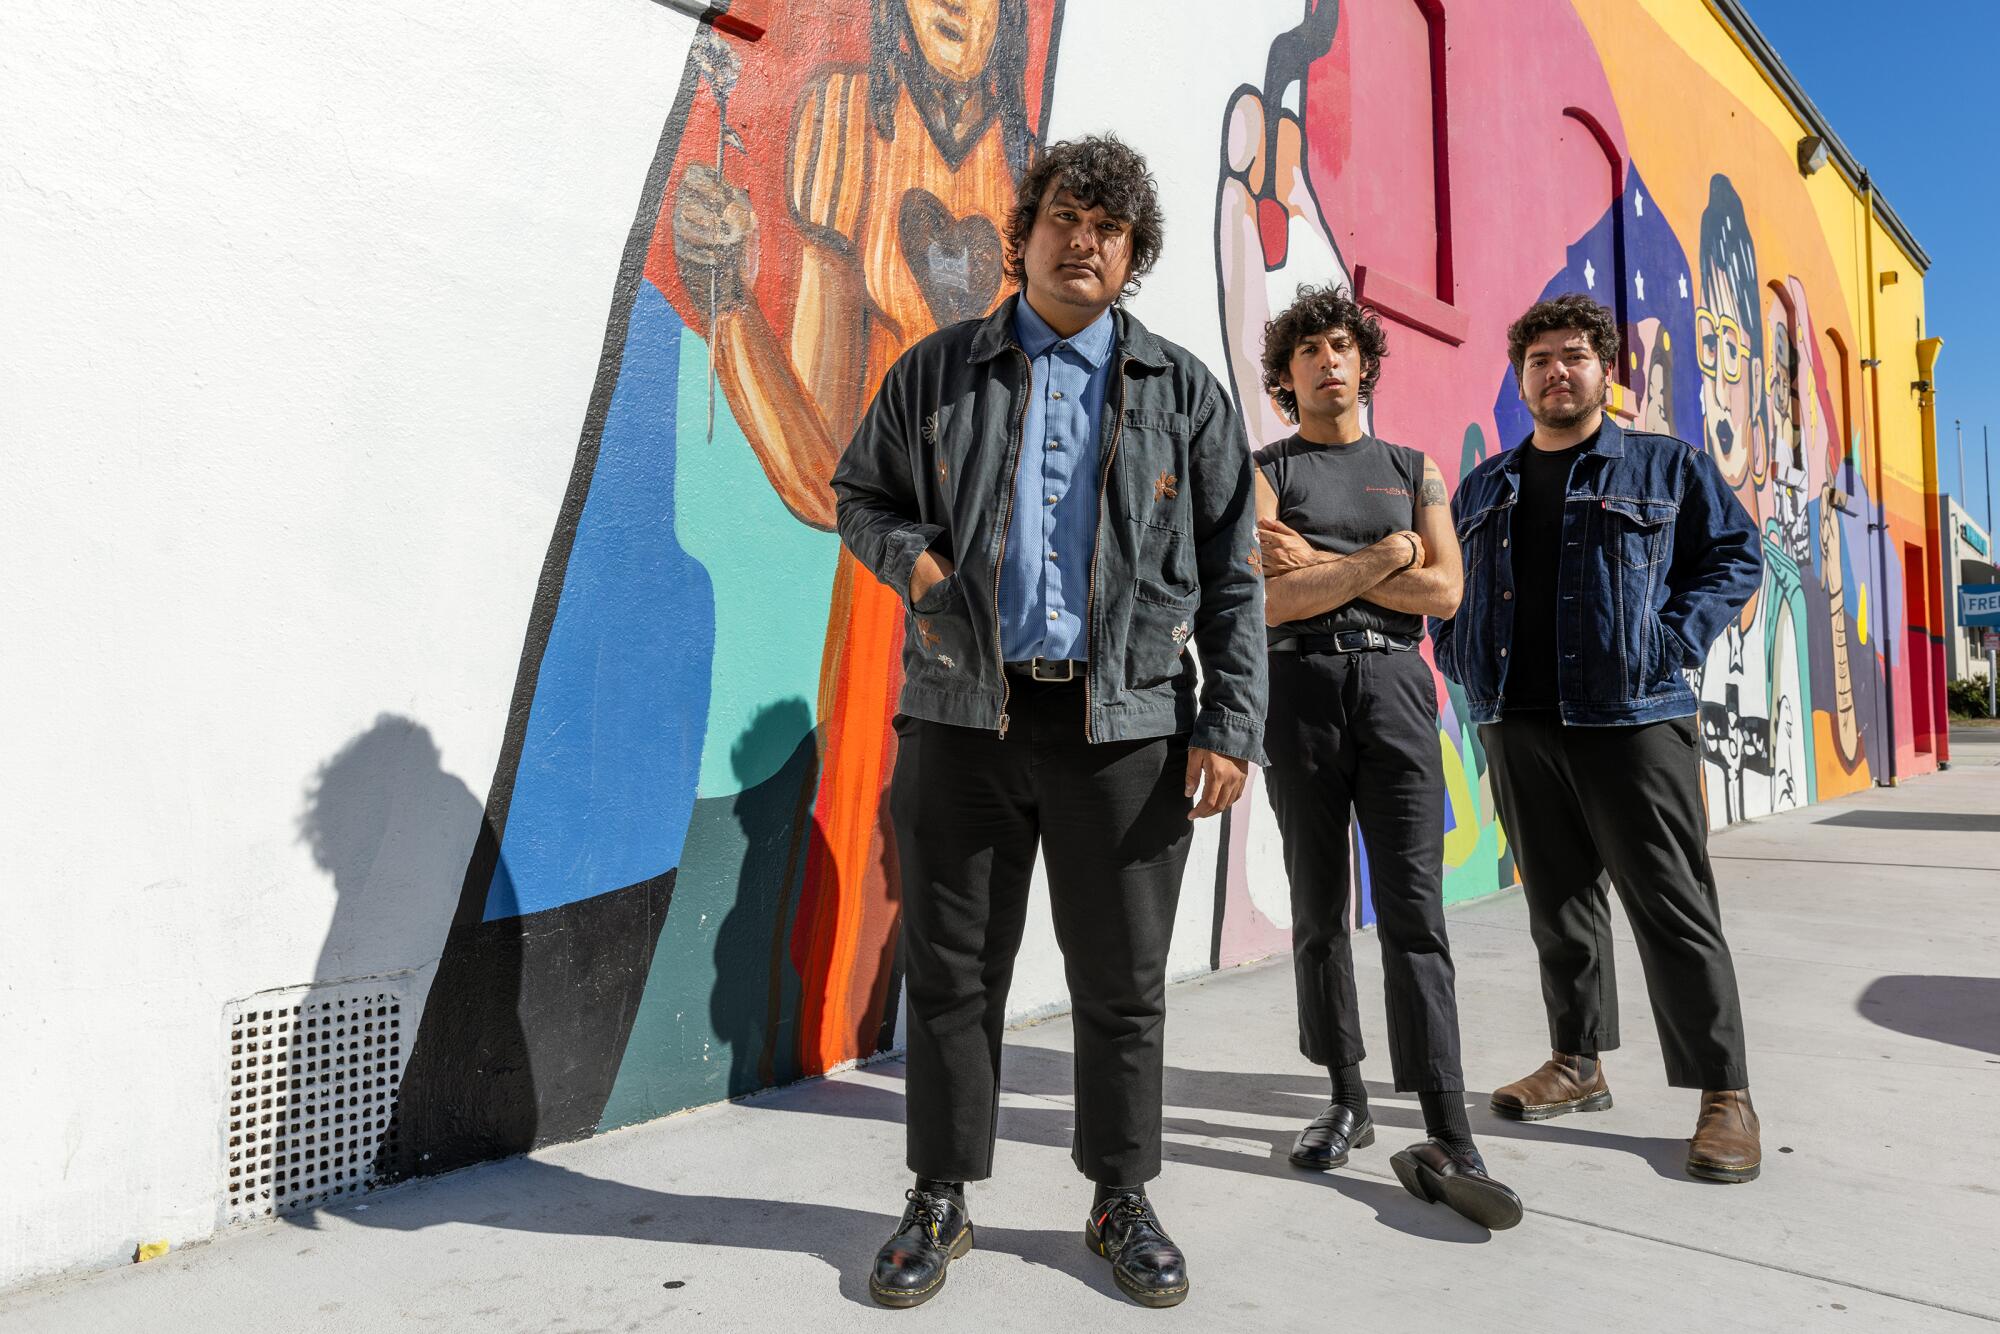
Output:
[1481, 712, 1749, 1090]
[1262, 649, 1464, 1092]
[890, 678, 1191, 1185]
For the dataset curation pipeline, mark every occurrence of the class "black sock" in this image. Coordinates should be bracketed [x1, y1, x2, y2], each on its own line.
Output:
[1093, 1181, 1145, 1207]
[1330, 1062, 1370, 1117]
[915, 1176, 965, 1208]
[1419, 1089, 1477, 1156]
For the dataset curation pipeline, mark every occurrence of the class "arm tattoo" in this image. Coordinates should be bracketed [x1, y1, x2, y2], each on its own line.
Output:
[1418, 477, 1448, 506]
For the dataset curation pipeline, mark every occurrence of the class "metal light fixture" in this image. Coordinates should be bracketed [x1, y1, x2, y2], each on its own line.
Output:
[1797, 134, 1829, 176]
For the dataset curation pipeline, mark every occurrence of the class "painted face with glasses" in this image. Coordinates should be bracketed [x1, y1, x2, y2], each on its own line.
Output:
[1695, 272, 1759, 492]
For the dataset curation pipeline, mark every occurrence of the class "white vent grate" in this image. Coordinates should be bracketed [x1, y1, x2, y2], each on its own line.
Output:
[224, 980, 406, 1222]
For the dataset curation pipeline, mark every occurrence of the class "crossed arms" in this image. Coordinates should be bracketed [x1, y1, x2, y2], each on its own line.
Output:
[1253, 456, 1463, 625]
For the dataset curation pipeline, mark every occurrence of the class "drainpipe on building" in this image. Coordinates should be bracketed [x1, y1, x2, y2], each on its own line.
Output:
[1918, 336, 1945, 766]
[1861, 170, 1898, 784]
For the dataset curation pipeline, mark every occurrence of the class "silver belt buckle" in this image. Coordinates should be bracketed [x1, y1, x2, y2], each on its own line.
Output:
[1031, 657, 1074, 682]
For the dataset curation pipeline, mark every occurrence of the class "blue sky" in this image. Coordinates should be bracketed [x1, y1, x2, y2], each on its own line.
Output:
[1740, 0, 2000, 528]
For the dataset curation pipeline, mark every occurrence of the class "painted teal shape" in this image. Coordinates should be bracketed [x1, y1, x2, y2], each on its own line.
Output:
[484, 280, 715, 920]
[672, 330, 840, 799]
[599, 705, 817, 1128]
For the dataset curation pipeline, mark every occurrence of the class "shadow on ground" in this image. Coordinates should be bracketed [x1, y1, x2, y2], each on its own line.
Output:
[308, 1037, 1740, 1303]
[1815, 810, 2000, 833]
[306, 1152, 1122, 1309]
[1856, 975, 2000, 1056]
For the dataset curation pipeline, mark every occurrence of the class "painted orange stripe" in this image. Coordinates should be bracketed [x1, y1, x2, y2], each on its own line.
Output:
[795, 555, 906, 1074]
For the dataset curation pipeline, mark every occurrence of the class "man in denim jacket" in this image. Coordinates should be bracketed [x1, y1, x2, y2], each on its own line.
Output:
[832, 136, 1266, 1309]
[1434, 294, 1765, 1184]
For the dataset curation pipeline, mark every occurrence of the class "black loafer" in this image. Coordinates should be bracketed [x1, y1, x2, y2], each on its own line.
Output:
[1289, 1104, 1375, 1170]
[870, 1188, 973, 1308]
[1085, 1192, 1189, 1309]
[1389, 1139, 1524, 1231]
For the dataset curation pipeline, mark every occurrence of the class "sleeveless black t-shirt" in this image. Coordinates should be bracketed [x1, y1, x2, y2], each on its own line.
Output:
[1254, 433, 1426, 642]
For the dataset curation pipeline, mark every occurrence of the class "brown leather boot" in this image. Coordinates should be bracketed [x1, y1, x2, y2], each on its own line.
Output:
[1686, 1089, 1760, 1183]
[1490, 1051, 1612, 1121]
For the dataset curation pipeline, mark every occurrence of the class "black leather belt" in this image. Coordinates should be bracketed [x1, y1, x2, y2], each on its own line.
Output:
[1270, 630, 1419, 655]
[1004, 658, 1086, 681]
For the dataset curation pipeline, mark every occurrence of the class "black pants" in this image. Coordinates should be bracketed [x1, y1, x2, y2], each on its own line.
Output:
[1481, 712, 1749, 1090]
[890, 678, 1191, 1186]
[1262, 649, 1464, 1092]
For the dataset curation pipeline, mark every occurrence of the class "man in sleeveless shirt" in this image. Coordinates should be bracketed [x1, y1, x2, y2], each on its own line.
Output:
[1436, 295, 1763, 1184]
[1252, 285, 1523, 1229]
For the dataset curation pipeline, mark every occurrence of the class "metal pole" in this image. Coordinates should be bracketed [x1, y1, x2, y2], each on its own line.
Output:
[1956, 419, 1965, 512]
[1986, 424, 1994, 538]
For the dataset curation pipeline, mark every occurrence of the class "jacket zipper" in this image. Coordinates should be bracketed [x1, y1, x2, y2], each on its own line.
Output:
[1083, 357, 1131, 742]
[991, 346, 1033, 738]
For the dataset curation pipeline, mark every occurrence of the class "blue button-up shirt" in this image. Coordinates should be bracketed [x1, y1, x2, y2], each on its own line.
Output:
[999, 300, 1116, 661]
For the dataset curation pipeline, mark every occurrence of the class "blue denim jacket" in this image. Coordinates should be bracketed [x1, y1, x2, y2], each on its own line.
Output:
[1431, 417, 1761, 726]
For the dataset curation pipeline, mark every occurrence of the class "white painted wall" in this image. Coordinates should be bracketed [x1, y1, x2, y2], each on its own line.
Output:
[0, 0, 1315, 1290]
[0, 0, 706, 1288]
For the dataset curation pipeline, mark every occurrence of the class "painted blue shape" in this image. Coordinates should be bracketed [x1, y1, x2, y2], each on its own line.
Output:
[485, 281, 717, 920]
[1493, 168, 1702, 456]
[670, 329, 839, 798]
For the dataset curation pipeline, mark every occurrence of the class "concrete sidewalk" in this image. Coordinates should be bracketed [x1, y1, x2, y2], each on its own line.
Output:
[9, 732, 1998, 1332]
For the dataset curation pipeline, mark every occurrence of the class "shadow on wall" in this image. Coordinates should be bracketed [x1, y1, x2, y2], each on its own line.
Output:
[299, 714, 484, 988]
[708, 701, 819, 1101]
[290, 715, 485, 1211]
[1856, 975, 2000, 1057]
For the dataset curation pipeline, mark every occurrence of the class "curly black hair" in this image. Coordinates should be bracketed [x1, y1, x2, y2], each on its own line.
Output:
[1002, 134, 1163, 300]
[1259, 284, 1388, 421]
[1505, 292, 1620, 378]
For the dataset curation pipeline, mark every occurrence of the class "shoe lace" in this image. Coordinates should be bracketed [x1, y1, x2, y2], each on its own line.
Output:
[903, 1188, 952, 1244]
[1093, 1192, 1155, 1234]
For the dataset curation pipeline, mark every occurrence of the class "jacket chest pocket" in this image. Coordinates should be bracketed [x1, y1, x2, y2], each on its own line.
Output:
[1599, 498, 1676, 569]
[1118, 408, 1192, 527]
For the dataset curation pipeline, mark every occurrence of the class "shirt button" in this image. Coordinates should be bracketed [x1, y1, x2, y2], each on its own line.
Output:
[1047, 494, 1059, 505]
[1500, 647, 1509, 657]
[1050, 440, 1062, 450]
[1048, 611, 1059, 621]
[1051, 390, 1065, 400]
[1502, 590, 1514, 601]
[1048, 551, 1059, 561]
[1502, 538, 1511, 548]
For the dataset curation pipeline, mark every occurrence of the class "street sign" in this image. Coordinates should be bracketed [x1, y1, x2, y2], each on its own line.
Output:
[1961, 584, 2000, 627]
[1985, 629, 2000, 652]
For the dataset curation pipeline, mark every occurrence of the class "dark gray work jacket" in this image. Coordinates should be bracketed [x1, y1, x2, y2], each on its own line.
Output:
[830, 295, 1267, 762]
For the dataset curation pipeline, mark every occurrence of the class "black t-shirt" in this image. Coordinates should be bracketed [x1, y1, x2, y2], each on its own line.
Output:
[1502, 437, 1589, 710]
[1254, 432, 1427, 641]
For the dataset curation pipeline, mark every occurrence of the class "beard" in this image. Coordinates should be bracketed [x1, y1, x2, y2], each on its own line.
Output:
[1529, 381, 1606, 429]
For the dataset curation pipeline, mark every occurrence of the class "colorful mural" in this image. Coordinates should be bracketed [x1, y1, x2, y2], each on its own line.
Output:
[385, 0, 1941, 1174]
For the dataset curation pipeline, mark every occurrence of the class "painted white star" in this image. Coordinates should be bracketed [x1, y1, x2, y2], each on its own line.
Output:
[1678, 272, 1689, 300]
[1636, 270, 1646, 300]
[1636, 192, 1646, 217]
[1584, 258, 1597, 289]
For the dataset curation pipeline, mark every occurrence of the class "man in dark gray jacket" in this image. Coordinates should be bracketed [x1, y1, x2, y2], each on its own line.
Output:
[832, 135, 1265, 1311]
